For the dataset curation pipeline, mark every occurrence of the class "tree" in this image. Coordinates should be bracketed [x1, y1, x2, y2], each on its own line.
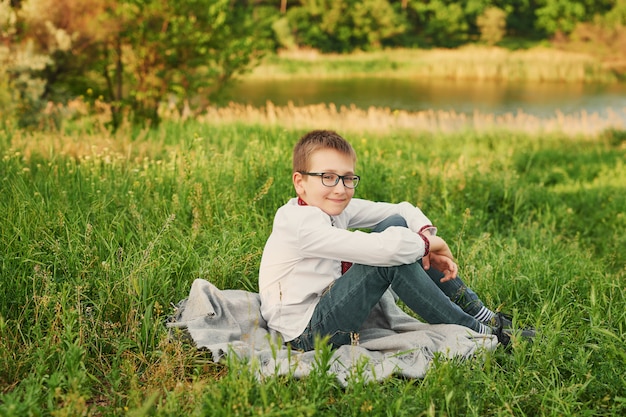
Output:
[535, 0, 586, 35]
[286, 0, 405, 52]
[4, 0, 272, 128]
[98, 0, 274, 127]
[0, 0, 59, 126]
[535, 0, 614, 37]
[352, 0, 406, 49]
[477, 6, 507, 46]
[407, 0, 469, 47]
[17, 0, 113, 102]
[495, 0, 538, 38]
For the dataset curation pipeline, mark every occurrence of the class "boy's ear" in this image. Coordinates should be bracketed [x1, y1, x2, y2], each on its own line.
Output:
[293, 171, 304, 195]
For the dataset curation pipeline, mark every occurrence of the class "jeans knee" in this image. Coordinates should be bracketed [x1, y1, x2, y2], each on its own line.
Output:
[373, 215, 407, 232]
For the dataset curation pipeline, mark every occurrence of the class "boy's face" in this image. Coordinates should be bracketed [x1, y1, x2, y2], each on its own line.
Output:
[293, 148, 356, 217]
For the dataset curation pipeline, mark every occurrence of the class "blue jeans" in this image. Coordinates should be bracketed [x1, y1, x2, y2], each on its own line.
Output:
[289, 215, 487, 351]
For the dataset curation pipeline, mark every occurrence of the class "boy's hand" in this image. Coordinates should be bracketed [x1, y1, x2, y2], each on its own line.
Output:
[422, 235, 458, 282]
[423, 252, 458, 282]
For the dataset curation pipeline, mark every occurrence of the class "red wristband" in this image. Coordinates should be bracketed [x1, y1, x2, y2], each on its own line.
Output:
[419, 224, 435, 235]
[418, 232, 430, 257]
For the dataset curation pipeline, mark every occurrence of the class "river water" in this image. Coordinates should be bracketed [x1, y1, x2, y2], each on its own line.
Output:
[227, 78, 626, 121]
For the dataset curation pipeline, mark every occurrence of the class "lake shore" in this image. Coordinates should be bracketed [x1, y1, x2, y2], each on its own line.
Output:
[247, 46, 618, 83]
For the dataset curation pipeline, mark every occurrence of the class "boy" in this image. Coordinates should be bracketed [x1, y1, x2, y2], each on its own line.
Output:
[259, 129, 533, 351]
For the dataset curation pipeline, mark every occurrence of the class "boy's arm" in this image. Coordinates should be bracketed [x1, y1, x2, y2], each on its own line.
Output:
[297, 207, 429, 267]
[345, 199, 435, 234]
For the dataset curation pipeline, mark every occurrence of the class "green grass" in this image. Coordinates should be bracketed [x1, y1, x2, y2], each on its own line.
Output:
[1, 120, 625, 416]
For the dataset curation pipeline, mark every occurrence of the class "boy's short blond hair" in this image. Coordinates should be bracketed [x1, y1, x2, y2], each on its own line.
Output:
[293, 130, 357, 173]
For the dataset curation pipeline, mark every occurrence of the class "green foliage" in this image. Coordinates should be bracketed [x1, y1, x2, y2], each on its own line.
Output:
[3, 0, 626, 126]
[535, 0, 587, 35]
[605, 0, 626, 25]
[273, 16, 297, 51]
[501, 0, 541, 38]
[477, 6, 507, 46]
[0, 0, 53, 127]
[406, 0, 470, 47]
[99, 0, 274, 126]
[0, 0, 273, 128]
[535, 0, 614, 36]
[0, 0, 17, 119]
[286, 0, 405, 52]
[350, 0, 407, 49]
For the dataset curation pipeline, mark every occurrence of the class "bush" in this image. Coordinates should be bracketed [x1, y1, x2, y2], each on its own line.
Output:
[477, 7, 507, 46]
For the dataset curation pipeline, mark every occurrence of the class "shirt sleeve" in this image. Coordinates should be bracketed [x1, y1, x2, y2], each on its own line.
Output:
[341, 198, 437, 235]
[296, 206, 428, 266]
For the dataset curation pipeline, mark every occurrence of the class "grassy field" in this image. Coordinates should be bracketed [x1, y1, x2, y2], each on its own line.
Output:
[1, 112, 625, 415]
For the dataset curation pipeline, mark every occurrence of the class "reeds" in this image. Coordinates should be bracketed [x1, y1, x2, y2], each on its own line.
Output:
[249, 46, 617, 83]
[25, 97, 626, 146]
[197, 101, 625, 136]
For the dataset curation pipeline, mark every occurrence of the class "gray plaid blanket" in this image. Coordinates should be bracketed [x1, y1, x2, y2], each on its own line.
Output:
[167, 279, 498, 385]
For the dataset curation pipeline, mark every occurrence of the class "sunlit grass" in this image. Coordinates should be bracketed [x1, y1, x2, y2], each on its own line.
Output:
[1, 115, 625, 415]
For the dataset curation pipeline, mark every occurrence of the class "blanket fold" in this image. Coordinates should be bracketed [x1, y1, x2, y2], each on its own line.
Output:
[167, 278, 497, 384]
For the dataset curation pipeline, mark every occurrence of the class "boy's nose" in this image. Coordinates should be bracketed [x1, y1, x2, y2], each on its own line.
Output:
[332, 181, 347, 193]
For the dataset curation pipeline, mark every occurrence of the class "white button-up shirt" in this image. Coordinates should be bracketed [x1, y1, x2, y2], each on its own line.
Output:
[259, 197, 435, 342]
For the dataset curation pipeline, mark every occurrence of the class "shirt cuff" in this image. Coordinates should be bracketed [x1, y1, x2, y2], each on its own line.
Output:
[418, 232, 430, 257]
[419, 224, 436, 236]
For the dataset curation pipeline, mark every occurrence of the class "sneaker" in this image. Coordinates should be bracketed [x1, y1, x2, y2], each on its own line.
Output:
[491, 312, 536, 347]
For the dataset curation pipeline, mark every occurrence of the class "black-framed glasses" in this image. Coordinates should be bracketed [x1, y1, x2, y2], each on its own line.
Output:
[299, 172, 360, 189]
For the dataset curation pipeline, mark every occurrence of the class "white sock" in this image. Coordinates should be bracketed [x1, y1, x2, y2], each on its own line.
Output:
[478, 322, 493, 335]
[474, 306, 496, 324]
